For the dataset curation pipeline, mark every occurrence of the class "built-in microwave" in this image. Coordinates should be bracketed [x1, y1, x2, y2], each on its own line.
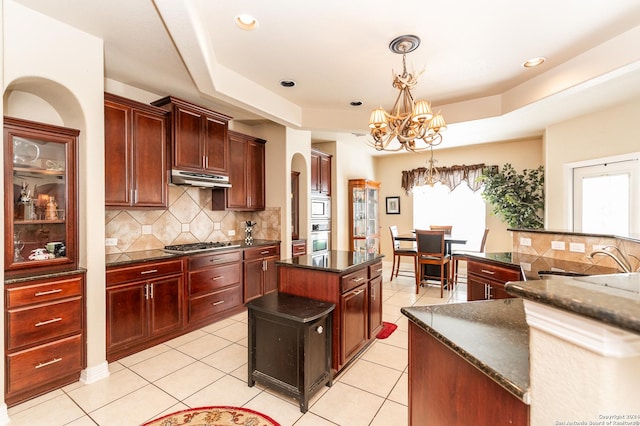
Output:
[311, 197, 330, 220]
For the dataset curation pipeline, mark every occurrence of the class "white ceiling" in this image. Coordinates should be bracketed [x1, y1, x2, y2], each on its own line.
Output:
[14, 0, 640, 153]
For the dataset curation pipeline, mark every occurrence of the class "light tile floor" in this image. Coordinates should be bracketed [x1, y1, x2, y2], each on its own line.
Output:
[7, 263, 467, 426]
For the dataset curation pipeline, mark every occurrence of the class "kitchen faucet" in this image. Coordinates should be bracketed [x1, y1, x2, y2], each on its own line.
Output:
[586, 246, 639, 273]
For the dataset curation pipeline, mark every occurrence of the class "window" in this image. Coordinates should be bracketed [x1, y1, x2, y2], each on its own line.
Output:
[413, 182, 486, 251]
[572, 157, 639, 235]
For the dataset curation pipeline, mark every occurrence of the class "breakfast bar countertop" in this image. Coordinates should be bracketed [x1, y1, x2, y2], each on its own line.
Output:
[401, 298, 531, 403]
[276, 250, 384, 274]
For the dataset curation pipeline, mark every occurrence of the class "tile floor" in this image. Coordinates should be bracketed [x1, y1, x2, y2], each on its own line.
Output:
[7, 263, 468, 426]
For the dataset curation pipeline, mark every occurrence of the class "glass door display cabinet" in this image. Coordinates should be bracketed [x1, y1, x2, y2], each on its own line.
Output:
[4, 117, 79, 276]
[348, 179, 380, 253]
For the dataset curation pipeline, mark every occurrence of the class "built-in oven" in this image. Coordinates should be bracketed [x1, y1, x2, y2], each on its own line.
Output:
[310, 221, 331, 255]
[311, 197, 330, 220]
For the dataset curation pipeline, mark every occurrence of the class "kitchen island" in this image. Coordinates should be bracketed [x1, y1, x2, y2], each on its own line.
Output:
[277, 250, 384, 373]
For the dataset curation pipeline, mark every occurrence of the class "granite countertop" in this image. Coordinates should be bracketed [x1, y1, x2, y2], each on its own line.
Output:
[106, 239, 280, 267]
[465, 252, 619, 281]
[4, 267, 87, 285]
[401, 299, 530, 404]
[506, 273, 640, 335]
[276, 250, 384, 274]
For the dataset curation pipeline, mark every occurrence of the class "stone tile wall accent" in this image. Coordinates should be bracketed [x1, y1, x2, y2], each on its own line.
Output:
[105, 185, 281, 254]
[512, 230, 640, 272]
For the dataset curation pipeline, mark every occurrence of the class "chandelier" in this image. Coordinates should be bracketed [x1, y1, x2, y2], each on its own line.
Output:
[368, 35, 446, 152]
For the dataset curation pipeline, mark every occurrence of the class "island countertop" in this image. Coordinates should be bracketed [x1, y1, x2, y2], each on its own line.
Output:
[401, 298, 530, 403]
[506, 272, 640, 335]
[276, 250, 384, 274]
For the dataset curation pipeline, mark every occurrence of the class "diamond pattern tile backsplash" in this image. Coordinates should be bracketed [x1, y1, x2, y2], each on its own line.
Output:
[105, 186, 281, 254]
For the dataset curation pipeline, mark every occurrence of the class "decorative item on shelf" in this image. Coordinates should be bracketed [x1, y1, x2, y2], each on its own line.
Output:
[13, 232, 25, 261]
[245, 221, 256, 244]
[36, 193, 49, 220]
[28, 248, 54, 261]
[45, 196, 59, 220]
[367, 35, 447, 153]
[16, 181, 35, 220]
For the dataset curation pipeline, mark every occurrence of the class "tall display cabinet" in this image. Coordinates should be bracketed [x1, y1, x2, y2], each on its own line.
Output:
[348, 179, 380, 253]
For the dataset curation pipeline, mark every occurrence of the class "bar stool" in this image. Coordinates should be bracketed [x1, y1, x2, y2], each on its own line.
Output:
[389, 226, 418, 285]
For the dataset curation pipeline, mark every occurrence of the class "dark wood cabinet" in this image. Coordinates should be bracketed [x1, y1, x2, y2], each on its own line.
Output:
[4, 117, 79, 277]
[408, 321, 529, 425]
[213, 131, 266, 211]
[292, 240, 307, 257]
[104, 93, 168, 208]
[4, 271, 86, 406]
[341, 281, 368, 363]
[106, 259, 184, 361]
[151, 96, 231, 175]
[247, 292, 334, 413]
[311, 149, 331, 196]
[368, 261, 384, 337]
[187, 250, 244, 326]
[244, 244, 280, 303]
[467, 258, 521, 301]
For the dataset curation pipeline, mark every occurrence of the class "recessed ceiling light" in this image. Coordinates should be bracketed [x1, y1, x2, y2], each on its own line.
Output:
[350, 101, 363, 107]
[280, 80, 296, 88]
[235, 14, 258, 31]
[522, 57, 546, 68]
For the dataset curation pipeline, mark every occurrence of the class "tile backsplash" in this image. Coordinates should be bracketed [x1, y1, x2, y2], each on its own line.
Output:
[105, 185, 281, 254]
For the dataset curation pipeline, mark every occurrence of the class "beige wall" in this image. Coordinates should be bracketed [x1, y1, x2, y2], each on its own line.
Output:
[375, 138, 543, 263]
[545, 97, 640, 230]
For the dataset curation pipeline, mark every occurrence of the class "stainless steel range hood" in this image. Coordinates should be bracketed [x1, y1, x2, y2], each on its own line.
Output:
[171, 169, 232, 189]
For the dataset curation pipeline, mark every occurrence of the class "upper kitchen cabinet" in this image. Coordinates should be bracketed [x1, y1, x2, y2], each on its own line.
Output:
[348, 179, 380, 254]
[3, 117, 79, 276]
[104, 93, 169, 209]
[151, 96, 231, 175]
[310, 149, 331, 196]
[212, 131, 266, 211]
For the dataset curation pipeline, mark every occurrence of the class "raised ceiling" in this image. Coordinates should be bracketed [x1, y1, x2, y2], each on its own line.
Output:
[13, 0, 640, 152]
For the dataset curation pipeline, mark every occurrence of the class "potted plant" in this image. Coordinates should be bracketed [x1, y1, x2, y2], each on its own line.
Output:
[479, 163, 544, 229]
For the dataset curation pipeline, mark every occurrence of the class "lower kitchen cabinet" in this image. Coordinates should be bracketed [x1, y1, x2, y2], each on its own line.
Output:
[467, 258, 521, 301]
[187, 250, 244, 326]
[368, 261, 384, 337]
[341, 273, 368, 363]
[106, 259, 184, 361]
[4, 271, 86, 406]
[244, 244, 280, 303]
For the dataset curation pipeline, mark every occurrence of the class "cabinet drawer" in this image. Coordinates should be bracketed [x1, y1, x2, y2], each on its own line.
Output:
[107, 259, 183, 285]
[188, 251, 242, 270]
[368, 261, 383, 279]
[6, 276, 83, 308]
[189, 263, 242, 297]
[244, 245, 280, 260]
[189, 284, 243, 323]
[341, 268, 369, 293]
[292, 242, 306, 256]
[467, 261, 521, 283]
[7, 298, 83, 350]
[7, 334, 83, 396]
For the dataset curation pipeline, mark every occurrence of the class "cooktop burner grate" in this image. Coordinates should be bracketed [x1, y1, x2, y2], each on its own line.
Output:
[164, 241, 240, 254]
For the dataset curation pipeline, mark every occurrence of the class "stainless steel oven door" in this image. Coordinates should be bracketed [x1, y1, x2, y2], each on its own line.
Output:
[310, 230, 330, 254]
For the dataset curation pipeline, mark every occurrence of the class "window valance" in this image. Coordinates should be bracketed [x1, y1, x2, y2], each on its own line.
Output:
[401, 163, 490, 194]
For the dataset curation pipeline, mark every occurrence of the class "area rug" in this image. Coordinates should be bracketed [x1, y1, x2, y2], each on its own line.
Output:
[376, 321, 398, 339]
[143, 405, 280, 426]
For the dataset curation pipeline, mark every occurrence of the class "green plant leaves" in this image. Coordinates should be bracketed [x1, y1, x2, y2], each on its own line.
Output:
[478, 163, 544, 229]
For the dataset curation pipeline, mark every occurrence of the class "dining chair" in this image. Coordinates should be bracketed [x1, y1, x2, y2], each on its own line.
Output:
[430, 225, 452, 235]
[389, 226, 419, 284]
[415, 229, 450, 297]
[452, 228, 490, 286]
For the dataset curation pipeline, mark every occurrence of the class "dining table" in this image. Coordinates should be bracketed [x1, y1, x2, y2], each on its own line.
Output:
[395, 232, 467, 256]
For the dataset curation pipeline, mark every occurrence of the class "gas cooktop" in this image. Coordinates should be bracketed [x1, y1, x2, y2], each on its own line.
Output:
[163, 241, 240, 254]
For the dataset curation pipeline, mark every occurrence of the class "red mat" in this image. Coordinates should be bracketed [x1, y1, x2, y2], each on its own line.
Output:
[376, 321, 398, 339]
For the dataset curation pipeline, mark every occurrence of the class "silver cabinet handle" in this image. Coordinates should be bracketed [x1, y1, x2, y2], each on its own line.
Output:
[140, 269, 158, 275]
[481, 269, 496, 275]
[352, 289, 364, 296]
[35, 357, 62, 369]
[260, 250, 270, 255]
[316, 325, 324, 334]
[150, 283, 154, 299]
[35, 317, 63, 327]
[212, 300, 225, 306]
[35, 289, 62, 297]
[353, 277, 365, 283]
[145, 284, 149, 300]
[211, 276, 223, 281]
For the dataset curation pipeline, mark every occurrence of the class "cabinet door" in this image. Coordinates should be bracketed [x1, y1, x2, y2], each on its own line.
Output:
[263, 256, 278, 295]
[148, 274, 183, 337]
[131, 109, 167, 207]
[247, 140, 265, 209]
[319, 154, 331, 195]
[341, 284, 368, 364]
[244, 258, 264, 303]
[226, 133, 248, 209]
[490, 282, 512, 300]
[203, 115, 228, 174]
[104, 100, 131, 206]
[173, 106, 204, 170]
[310, 151, 320, 193]
[467, 275, 488, 301]
[368, 276, 383, 338]
[106, 282, 147, 351]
